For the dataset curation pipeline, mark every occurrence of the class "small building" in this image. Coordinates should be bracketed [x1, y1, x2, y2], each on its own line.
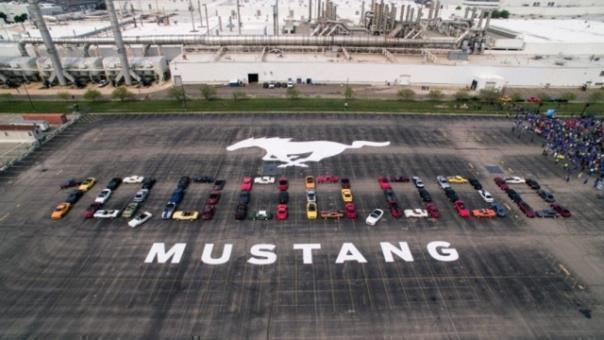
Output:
[0, 125, 43, 144]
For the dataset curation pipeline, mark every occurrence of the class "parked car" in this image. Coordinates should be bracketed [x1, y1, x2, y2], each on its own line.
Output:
[317, 175, 339, 183]
[321, 210, 344, 220]
[83, 202, 103, 219]
[123, 176, 144, 184]
[389, 176, 409, 183]
[526, 178, 540, 190]
[93, 209, 120, 219]
[128, 211, 152, 228]
[202, 205, 215, 220]
[412, 176, 425, 188]
[95, 189, 112, 204]
[60, 178, 82, 189]
[213, 179, 226, 191]
[377, 176, 392, 190]
[121, 202, 140, 219]
[169, 189, 185, 204]
[173, 210, 199, 221]
[305, 176, 316, 190]
[340, 178, 351, 189]
[537, 189, 555, 203]
[344, 203, 357, 220]
[142, 177, 156, 190]
[278, 176, 289, 191]
[494, 177, 505, 186]
[306, 190, 317, 203]
[447, 176, 468, 184]
[206, 191, 221, 205]
[468, 177, 482, 190]
[177, 176, 191, 190]
[66, 190, 84, 204]
[162, 202, 177, 219]
[366, 209, 384, 226]
[341, 189, 353, 203]
[249, 210, 272, 221]
[254, 176, 275, 184]
[453, 200, 470, 217]
[51, 202, 71, 220]
[192, 176, 214, 183]
[506, 189, 522, 203]
[504, 176, 525, 184]
[517, 201, 535, 218]
[278, 191, 289, 204]
[133, 189, 150, 203]
[404, 209, 429, 218]
[276, 204, 288, 220]
[79, 177, 96, 191]
[425, 202, 440, 219]
[238, 190, 251, 205]
[444, 188, 459, 202]
[550, 204, 571, 217]
[478, 189, 494, 203]
[489, 202, 507, 217]
[235, 204, 248, 220]
[389, 202, 403, 218]
[472, 208, 496, 218]
[436, 176, 450, 189]
[418, 188, 432, 203]
[106, 177, 122, 190]
[306, 202, 318, 220]
[536, 208, 558, 218]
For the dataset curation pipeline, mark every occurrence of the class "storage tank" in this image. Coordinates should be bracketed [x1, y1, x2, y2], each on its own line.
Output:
[102, 56, 169, 86]
[0, 56, 39, 85]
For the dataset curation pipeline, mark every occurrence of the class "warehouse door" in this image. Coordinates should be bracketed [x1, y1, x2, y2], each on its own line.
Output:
[248, 73, 259, 83]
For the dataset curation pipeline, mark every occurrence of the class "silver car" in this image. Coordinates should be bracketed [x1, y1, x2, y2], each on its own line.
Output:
[412, 176, 425, 188]
[436, 176, 450, 189]
[306, 190, 317, 203]
[133, 189, 150, 203]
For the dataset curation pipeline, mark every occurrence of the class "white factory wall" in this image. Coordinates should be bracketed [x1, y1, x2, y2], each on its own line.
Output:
[170, 60, 604, 88]
[0, 130, 41, 143]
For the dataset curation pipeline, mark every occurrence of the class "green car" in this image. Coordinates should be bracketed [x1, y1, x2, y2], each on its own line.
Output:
[121, 202, 140, 219]
[250, 210, 273, 221]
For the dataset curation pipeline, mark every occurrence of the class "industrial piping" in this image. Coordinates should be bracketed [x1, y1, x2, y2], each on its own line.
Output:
[27, 0, 66, 85]
[105, 0, 132, 85]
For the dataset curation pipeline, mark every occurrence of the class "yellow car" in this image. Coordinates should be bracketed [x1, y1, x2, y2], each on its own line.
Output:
[305, 176, 316, 190]
[51, 202, 71, 220]
[306, 202, 318, 220]
[79, 177, 96, 191]
[341, 189, 353, 203]
[447, 176, 468, 184]
[172, 211, 199, 221]
[499, 95, 512, 103]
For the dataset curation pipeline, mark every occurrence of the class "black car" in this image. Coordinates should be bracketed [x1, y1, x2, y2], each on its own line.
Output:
[177, 176, 191, 190]
[506, 189, 522, 203]
[213, 179, 226, 191]
[341, 178, 351, 189]
[537, 189, 555, 203]
[60, 178, 82, 189]
[142, 177, 156, 190]
[235, 204, 248, 220]
[193, 176, 215, 183]
[468, 178, 483, 190]
[239, 191, 251, 205]
[65, 190, 84, 204]
[278, 191, 289, 204]
[526, 178, 540, 190]
[106, 177, 122, 190]
[418, 188, 432, 203]
[444, 188, 458, 202]
[383, 189, 397, 204]
[262, 82, 269, 89]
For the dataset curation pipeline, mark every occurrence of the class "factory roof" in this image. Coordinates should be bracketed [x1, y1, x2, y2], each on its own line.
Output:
[490, 19, 604, 43]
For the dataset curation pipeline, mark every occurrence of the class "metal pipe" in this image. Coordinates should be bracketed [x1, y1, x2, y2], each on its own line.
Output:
[273, 0, 278, 35]
[197, 0, 203, 27]
[309, 0, 312, 22]
[27, 0, 66, 85]
[204, 4, 210, 35]
[189, 0, 197, 32]
[105, 0, 131, 85]
[236, 0, 241, 35]
[434, 1, 440, 20]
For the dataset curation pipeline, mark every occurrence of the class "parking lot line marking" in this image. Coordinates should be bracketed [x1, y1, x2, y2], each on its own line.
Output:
[468, 163, 474, 169]
[504, 204, 512, 210]
[0, 213, 9, 223]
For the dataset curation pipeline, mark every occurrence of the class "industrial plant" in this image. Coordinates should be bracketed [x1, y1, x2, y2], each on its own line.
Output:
[0, 0, 602, 89]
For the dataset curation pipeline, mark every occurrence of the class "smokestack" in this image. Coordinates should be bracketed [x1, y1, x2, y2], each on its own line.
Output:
[218, 15, 222, 31]
[464, 7, 470, 19]
[409, 7, 414, 24]
[416, 7, 422, 23]
[399, 5, 404, 23]
[478, 11, 484, 29]
[360, 0, 365, 25]
[485, 11, 492, 31]
[428, 3, 434, 20]
[204, 4, 210, 35]
[317, 0, 321, 19]
[197, 0, 203, 27]
[273, 0, 278, 35]
[405, 5, 411, 22]
[27, 0, 66, 86]
[228, 16, 233, 32]
[236, 0, 241, 34]
[188, 0, 197, 32]
[434, 1, 440, 20]
[105, 0, 131, 86]
[309, 0, 312, 22]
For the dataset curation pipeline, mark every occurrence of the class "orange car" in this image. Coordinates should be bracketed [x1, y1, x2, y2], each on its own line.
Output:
[305, 176, 316, 190]
[472, 208, 496, 218]
[51, 202, 71, 220]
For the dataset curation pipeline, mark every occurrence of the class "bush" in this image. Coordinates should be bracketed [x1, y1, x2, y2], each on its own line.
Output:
[200, 84, 216, 100]
[454, 89, 470, 101]
[588, 90, 603, 103]
[427, 89, 444, 101]
[286, 87, 300, 100]
[478, 88, 501, 104]
[168, 86, 187, 102]
[561, 92, 576, 101]
[232, 90, 246, 101]
[111, 87, 135, 102]
[344, 85, 353, 100]
[83, 89, 102, 101]
[511, 92, 523, 102]
[397, 88, 415, 100]
[491, 9, 510, 19]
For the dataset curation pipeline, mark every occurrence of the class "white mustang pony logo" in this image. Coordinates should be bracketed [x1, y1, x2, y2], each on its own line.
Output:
[227, 137, 390, 168]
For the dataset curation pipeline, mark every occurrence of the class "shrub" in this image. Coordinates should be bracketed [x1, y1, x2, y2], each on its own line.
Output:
[344, 84, 353, 100]
[232, 90, 246, 101]
[397, 88, 415, 100]
[286, 87, 300, 100]
[83, 89, 102, 101]
[478, 88, 501, 104]
[200, 84, 216, 100]
[111, 86, 135, 102]
[427, 89, 444, 101]
[454, 89, 470, 101]
[168, 86, 187, 102]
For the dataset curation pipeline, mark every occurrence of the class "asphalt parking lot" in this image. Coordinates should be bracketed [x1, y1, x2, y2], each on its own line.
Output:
[0, 113, 603, 338]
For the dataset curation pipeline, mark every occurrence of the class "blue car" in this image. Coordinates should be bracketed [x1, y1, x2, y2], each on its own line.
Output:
[489, 202, 507, 217]
[161, 202, 177, 220]
[169, 188, 185, 204]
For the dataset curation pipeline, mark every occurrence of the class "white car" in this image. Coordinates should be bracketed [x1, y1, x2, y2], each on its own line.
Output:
[365, 209, 384, 226]
[436, 175, 450, 189]
[478, 189, 494, 203]
[94, 189, 112, 204]
[504, 176, 525, 184]
[306, 190, 317, 203]
[123, 176, 145, 184]
[93, 209, 121, 219]
[133, 189, 150, 203]
[412, 176, 425, 188]
[254, 176, 275, 184]
[128, 211, 152, 228]
[404, 209, 429, 218]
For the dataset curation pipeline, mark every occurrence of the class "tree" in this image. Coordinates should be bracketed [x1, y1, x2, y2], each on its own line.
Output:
[200, 84, 216, 100]
[232, 90, 246, 101]
[83, 89, 102, 101]
[286, 87, 300, 100]
[112, 86, 135, 101]
[57, 92, 71, 101]
[561, 92, 576, 102]
[427, 89, 444, 101]
[13, 14, 27, 23]
[499, 10, 510, 19]
[168, 86, 187, 102]
[0, 12, 8, 23]
[397, 88, 415, 101]
[344, 84, 353, 100]
[454, 89, 470, 101]
[511, 92, 523, 102]
[588, 90, 604, 103]
[478, 88, 500, 104]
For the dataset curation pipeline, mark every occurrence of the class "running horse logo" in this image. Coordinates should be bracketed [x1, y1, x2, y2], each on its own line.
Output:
[226, 137, 390, 168]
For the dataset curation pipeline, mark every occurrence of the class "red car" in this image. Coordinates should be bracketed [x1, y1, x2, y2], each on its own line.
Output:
[377, 176, 392, 190]
[453, 200, 470, 217]
[240, 176, 253, 191]
[276, 204, 288, 220]
[499, 183, 510, 191]
[341, 178, 351, 189]
[550, 204, 571, 217]
[517, 201, 535, 218]
[206, 191, 221, 205]
[494, 177, 505, 186]
[527, 96, 542, 103]
[389, 176, 409, 183]
[389, 202, 403, 218]
[344, 203, 357, 219]
[317, 175, 339, 183]
[83, 203, 103, 219]
[278, 176, 288, 191]
[425, 202, 440, 219]
[202, 205, 215, 220]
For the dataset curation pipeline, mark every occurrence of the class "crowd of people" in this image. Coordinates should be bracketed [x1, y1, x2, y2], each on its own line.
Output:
[513, 111, 604, 189]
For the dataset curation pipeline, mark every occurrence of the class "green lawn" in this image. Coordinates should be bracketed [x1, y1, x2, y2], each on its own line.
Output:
[1, 98, 602, 116]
